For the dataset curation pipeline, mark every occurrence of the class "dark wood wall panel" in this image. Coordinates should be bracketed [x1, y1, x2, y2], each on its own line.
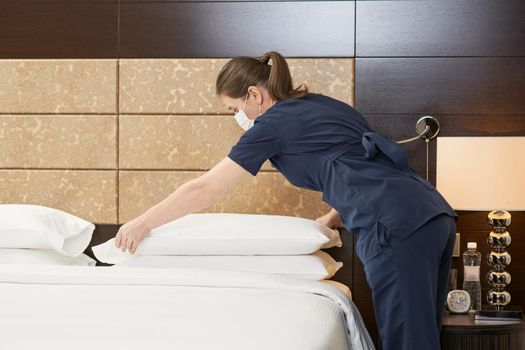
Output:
[421, 115, 525, 137]
[119, 1, 354, 58]
[356, 0, 525, 57]
[0, 1, 118, 59]
[355, 58, 525, 115]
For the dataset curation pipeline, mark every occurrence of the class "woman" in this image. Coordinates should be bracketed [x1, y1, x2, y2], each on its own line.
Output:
[115, 51, 458, 350]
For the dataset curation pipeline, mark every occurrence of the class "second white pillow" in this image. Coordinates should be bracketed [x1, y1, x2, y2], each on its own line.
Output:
[113, 251, 342, 280]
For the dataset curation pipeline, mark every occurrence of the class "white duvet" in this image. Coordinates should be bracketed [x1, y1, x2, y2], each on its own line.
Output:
[0, 264, 374, 350]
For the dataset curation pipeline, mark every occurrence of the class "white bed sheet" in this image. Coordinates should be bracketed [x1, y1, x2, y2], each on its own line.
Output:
[0, 264, 374, 350]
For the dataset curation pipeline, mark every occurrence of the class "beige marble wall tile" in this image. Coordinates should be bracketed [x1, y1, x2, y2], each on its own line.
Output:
[119, 58, 354, 114]
[0, 115, 116, 168]
[288, 58, 354, 106]
[0, 59, 117, 113]
[119, 59, 228, 114]
[118, 171, 329, 223]
[0, 170, 117, 223]
[119, 114, 272, 170]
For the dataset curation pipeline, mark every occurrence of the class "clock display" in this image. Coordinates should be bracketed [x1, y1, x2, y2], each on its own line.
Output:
[447, 290, 472, 314]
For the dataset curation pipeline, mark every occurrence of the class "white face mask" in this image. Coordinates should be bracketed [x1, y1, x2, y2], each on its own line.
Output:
[234, 111, 254, 131]
[234, 93, 261, 131]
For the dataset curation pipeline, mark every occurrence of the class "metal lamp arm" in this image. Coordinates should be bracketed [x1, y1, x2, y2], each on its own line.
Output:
[396, 126, 431, 144]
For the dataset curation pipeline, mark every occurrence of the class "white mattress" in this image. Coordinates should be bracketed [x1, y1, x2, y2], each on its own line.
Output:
[0, 264, 374, 350]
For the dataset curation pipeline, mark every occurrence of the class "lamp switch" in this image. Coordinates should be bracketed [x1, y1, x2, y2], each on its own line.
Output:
[453, 233, 461, 257]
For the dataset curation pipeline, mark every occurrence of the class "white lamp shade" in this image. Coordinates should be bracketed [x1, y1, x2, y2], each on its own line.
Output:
[436, 136, 525, 211]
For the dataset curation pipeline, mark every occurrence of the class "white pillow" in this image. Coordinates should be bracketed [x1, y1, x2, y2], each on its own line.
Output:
[0, 248, 96, 266]
[93, 213, 342, 264]
[0, 204, 95, 256]
[113, 251, 342, 280]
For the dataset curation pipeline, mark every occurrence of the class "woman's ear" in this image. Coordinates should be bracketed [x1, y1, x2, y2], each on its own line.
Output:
[247, 86, 263, 104]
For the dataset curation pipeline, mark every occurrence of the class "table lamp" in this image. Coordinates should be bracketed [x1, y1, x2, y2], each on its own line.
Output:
[436, 136, 525, 319]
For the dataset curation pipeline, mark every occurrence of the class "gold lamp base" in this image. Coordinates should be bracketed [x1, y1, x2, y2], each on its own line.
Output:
[478, 210, 522, 320]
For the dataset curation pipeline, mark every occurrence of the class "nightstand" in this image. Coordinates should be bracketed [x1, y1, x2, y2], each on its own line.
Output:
[440, 310, 525, 350]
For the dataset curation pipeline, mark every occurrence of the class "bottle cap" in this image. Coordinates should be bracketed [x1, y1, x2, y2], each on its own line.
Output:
[467, 242, 477, 249]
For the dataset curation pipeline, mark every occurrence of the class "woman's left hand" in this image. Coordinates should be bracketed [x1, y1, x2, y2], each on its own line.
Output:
[114, 215, 152, 254]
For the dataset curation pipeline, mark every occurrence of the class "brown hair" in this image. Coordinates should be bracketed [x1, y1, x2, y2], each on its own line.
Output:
[215, 51, 308, 101]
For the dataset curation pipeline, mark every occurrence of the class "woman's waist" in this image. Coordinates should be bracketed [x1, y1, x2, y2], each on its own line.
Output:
[334, 193, 457, 236]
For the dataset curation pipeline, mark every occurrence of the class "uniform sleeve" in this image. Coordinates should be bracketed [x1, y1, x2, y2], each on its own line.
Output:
[227, 121, 282, 176]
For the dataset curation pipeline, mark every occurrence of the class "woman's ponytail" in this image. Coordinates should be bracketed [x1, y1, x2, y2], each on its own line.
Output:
[216, 51, 308, 100]
[257, 51, 308, 100]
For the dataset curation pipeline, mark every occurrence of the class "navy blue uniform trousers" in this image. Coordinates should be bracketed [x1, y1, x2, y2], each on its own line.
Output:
[363, 213, 457, 350]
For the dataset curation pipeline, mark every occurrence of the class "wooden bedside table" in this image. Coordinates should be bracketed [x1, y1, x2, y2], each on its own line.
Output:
[440, 310, 525, 350]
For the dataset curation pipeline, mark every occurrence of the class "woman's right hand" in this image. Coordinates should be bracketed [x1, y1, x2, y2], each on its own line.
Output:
[315, 209, 343, 229]
[114, 214, 153, 254]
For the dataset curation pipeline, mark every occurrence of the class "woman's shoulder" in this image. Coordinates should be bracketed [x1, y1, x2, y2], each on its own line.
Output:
[259, 93, 347, 122]
[273, 92, 354, 110]
[275, 92, 323, 105]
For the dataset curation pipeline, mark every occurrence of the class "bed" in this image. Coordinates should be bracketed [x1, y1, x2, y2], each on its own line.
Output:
[0, 210, 374, 350]
[0, 263, 373, 350]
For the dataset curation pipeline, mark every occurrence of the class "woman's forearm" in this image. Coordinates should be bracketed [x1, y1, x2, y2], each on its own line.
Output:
[139, 179, 216, 231]
[115, 157, 248, 254]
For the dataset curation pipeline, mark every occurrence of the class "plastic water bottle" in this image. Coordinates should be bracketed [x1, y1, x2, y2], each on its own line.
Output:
[463, 242, 482, 311]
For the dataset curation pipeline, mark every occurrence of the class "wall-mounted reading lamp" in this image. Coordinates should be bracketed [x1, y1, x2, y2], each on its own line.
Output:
[395, 116, 440, 181]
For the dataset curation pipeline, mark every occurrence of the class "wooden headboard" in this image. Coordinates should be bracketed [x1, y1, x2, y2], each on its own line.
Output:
[84, 224, 356, 289]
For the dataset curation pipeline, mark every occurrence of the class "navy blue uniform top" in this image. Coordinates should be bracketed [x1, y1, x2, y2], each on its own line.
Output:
[228, 93, 458, 265]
